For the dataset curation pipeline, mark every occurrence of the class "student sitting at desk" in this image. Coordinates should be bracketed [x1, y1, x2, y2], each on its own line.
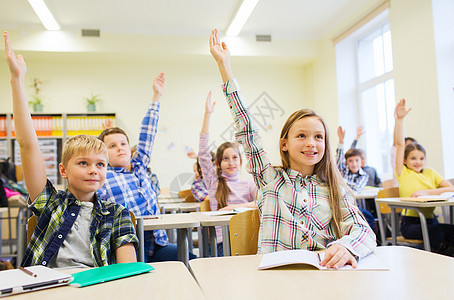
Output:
[394, 99, 454, 256]
[209, 28, 375, 269]
[3, 32, 138, 267]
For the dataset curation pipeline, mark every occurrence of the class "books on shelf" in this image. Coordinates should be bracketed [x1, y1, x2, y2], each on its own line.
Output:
[258, 249, 388, 271]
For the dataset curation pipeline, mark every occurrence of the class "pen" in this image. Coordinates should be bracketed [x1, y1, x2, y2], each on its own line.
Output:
[143, 216, 160, 220]
[18, 266, 37, 278]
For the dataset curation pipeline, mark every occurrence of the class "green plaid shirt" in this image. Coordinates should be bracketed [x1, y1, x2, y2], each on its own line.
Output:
[21, 180, 138, 267]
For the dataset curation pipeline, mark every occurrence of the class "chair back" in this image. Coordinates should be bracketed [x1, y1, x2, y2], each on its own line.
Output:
[178, 189, 192, 200]
[200, 199, 211, 212]
[229, 209, 260, 256]
[377, 187, 400, 214]
[27, 215, 37, 245]
[382, 179, 395, 189]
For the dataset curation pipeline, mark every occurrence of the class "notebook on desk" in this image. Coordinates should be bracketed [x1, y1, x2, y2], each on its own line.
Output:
[400, 196, 449, 203]
[0, 266, 72, 297]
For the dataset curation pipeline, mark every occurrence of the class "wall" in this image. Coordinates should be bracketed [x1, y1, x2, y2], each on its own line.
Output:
[0, 53, 308, 189]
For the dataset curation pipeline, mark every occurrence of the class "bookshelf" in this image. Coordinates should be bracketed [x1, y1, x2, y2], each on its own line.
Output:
[2, 113, 116, 184]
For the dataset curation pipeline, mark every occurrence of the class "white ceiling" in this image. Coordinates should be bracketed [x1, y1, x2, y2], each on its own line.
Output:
[1, 0, 376, 39]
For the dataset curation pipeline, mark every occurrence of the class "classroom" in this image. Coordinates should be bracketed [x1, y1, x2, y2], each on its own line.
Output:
[0, 0, 453, 299]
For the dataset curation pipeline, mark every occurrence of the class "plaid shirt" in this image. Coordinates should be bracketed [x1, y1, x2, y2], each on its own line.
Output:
[98, 101, 168, 246]
[336, 144, 369, 191]
[223, 79, 376, 258]
[22, 180, 138, 267]
[191, 177, 208, 202]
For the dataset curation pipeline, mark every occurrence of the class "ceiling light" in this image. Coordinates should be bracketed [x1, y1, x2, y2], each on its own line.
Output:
[28, 0, 60, 31]
[226, 0, 259, 36]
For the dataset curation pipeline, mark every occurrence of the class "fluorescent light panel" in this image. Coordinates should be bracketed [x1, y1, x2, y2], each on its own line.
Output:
[226, 0, 259, 36]
[28, 0, 60, 31]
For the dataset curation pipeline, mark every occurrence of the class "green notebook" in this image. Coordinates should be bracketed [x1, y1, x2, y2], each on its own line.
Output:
[70, 262, 155, 288]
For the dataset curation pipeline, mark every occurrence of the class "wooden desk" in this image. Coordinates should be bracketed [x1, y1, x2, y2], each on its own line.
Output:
[136, 214, 200, 266]
[189, 246, 454, 300]
[375, 197, 454, 251]
[191, 212, 233, 257]
[10, 262, 205, 300]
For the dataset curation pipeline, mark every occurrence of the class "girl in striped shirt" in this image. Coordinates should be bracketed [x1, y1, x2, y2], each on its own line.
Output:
[199, 91, 257, 256]
[209, 29, 376, 269]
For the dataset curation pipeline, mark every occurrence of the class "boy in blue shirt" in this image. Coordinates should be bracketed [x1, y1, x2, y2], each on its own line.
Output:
[4, 31, 138, 267]
[98, 73, 195, 262]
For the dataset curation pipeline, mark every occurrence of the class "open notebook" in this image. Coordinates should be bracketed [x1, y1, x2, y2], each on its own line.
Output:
[0, 266, 72, 297]
[400, 194, 453, 203]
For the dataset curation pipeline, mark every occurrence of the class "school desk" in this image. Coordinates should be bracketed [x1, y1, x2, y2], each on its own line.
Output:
[9, 261, 205, 300]
[189, 246, 454, 300]
[353, 188, 380, 209]
[136, 213, 200, 266]
[0, 207, 6, 254]
[375, 197, 454, 251]
[190, 212, 233, 257]
[157, 194, 185, 204]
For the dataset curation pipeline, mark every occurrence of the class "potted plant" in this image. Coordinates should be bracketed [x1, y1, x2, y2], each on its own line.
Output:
[29, 78, 45, 112]
[84, 93, 103, 112]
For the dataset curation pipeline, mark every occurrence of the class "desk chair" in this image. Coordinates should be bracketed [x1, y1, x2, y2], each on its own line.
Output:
[200, 199, 211, 212]
[26, 211, 143, 261]
[376, 187, 423, 247]
[382, 179, 395, 189]
[229, 209, 260, 256]
[178, 189, 195, 202]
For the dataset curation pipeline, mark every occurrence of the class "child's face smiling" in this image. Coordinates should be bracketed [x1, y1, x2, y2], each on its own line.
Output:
[346, 155, 362, 174]
[404, 149, 425, 173]
[281, 116, 325, 176]
[103, 133, 132, 169]
[59, 150, 107, 201]
[219, 147, 241, 176]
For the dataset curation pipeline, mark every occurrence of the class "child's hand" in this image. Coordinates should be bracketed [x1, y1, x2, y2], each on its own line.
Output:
[320, 244, 357, 269]
[205, 91, 216, 115]
[337, 126, 345, 143]
[187, 150, 197, 159]
[3, 32, 27, 78]
[356, 126, 364, 140]
[394, 98, 411, 120]
[102, 119, 113, 130]
[209, 29, 230, 66]
[152, 72, 165, 101]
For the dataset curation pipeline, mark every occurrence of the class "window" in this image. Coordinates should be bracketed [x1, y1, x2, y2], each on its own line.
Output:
[335, 10, 395, 180]
[357, 22, 395, 178]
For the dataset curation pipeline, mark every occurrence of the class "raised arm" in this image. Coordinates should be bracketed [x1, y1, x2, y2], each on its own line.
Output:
[198, 92, 217, 188]
[351, 126, 364, 149]
[134, 72, 165, 167]
[394, 99, 411, 177]
[201, 91, 215, 134]
[4, 32, 46, 201]
[336, 126, 346, 172]
[209, 29, 276, 189]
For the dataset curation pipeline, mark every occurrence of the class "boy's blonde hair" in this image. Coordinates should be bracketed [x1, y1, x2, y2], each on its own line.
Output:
[279, 109, 344, 238]
[61, 135, 108, 166]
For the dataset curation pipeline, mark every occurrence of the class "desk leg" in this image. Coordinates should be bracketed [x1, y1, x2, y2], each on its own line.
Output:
[16, 208, 26, 265]
[201, 227, 209, 257]
[209, 227, 217, 257]
[414, 208, 431, 251]
[136, 218, 145, 263]
[187, 227, 193, 252]
[450, 206, 454, 224]
[177, 228, 189, 267]
[375, 202, 386, 246]
[390, 207, 397, 245]
[222, 225, 230, 256]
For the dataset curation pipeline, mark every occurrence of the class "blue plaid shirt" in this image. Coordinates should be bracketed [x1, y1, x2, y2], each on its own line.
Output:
[98, 102, 168, 246]
[191, 178, 208, 202]
[22, 180, 138, 267]
[336, 144, 369, 191]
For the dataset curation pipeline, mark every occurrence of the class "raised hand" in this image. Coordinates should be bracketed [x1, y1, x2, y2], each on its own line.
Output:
[209, 29, 230, 66]
[337, 126, 346, 143]
[4, 32, 27, 78]
[356, 126, 364, 140]
[152, 72, 165, 101]
[205, 91, 215, 115]
[394, 98, 411, 120]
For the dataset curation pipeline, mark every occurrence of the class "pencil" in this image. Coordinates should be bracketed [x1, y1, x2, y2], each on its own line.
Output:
[18, 266, 38, 277]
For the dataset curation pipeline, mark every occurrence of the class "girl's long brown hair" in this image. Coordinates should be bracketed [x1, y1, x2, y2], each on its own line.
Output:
[215, 142, 241, 210]
[279, 109, 343, 238]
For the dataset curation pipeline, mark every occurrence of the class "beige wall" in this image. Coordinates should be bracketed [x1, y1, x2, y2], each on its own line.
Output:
[0, 54, 308, 188]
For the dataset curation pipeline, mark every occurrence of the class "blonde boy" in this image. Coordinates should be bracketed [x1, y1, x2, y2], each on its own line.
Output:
[4, 32, 138, 267]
